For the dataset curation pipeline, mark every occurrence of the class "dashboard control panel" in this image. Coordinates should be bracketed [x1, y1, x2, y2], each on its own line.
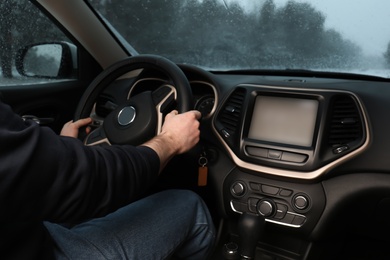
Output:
[229, 181, 309, 227]
[224, 168, 326, 231]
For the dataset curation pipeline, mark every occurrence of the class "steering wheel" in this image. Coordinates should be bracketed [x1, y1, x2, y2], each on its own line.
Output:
[73, 54, 193, 146]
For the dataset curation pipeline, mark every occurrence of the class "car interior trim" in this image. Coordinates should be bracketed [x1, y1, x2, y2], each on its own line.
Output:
[154, 85, 177, 134]
[84, 136, 111, 146]
[128, 77, 166, 99]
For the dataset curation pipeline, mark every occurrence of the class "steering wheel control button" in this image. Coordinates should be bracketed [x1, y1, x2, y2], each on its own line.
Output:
[117, 106, 136, 126]
[261, 184, 279, 195]
[294, 195, 309, 210]
[231, 182, 246, 197]
[257, 199, 275, 217]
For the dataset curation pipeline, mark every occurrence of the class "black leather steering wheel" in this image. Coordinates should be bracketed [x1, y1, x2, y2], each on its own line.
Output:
[73, 54, 193, 146]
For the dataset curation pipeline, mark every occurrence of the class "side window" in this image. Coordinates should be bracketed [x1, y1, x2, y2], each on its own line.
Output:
[0, 1, 77, 86]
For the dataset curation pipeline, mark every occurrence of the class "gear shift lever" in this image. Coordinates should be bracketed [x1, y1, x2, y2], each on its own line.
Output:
[238, 213, 265, 259]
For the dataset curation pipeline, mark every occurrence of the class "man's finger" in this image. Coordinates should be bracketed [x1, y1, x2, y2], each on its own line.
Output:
[73, 118, 92, 128]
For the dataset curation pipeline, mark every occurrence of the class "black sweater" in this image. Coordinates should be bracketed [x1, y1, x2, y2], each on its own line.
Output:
[0, 101, 160, 259]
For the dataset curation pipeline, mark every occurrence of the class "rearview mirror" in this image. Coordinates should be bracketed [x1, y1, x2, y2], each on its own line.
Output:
[16, 42, 77, 78]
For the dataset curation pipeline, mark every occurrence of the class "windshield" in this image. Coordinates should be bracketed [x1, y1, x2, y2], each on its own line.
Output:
[88, 0, 390, 78]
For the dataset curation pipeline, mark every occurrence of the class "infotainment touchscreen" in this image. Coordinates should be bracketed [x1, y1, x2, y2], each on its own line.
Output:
[248, 96, 318, 147]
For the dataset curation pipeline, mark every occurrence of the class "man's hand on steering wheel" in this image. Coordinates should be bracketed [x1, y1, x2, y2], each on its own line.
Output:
[160, 110, 201, 154]
[60, 118, 93, 138]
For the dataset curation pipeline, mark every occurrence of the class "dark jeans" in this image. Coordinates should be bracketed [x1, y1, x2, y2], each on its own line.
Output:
[44, 189, 215, 259]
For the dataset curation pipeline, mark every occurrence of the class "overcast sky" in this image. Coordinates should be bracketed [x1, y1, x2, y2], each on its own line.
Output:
[227, 0, 390, 56]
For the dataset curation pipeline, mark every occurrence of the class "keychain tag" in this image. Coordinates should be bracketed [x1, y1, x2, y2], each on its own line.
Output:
[198, 155, 208, 186]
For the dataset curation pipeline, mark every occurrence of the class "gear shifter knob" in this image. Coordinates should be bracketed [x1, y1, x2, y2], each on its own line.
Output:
[238, 213, 265, 259]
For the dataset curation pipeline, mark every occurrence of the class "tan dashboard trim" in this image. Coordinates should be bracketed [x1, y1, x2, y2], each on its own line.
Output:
[213, 84, 371, 180]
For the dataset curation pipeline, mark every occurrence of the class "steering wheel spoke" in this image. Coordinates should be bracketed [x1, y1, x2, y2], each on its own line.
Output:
[84, 126, 111, 146]
[152, 85, 177, 134]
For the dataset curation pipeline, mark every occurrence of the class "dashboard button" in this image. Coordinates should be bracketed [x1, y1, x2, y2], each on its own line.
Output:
[281, 152, 307, 163]
[249, 182, 261, 191]
[261, 184, 279, 195]
[231, 200, 247, 213]
[292, 215, 306, 226]
[246, 146, 268, 158]
[279, 189, 293, 197]
[268, 149, 282, 160]
[282, 213, 295, 224]
[248, 198, 260, 213]
[274, 203, 288, 219]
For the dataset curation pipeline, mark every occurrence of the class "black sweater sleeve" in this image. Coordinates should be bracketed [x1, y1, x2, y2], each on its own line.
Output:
[0, 101, 160, 223]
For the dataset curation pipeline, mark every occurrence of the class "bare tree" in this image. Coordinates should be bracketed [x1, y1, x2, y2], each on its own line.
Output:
[384, 42, 390, 68]
[0, 1, 16, 78]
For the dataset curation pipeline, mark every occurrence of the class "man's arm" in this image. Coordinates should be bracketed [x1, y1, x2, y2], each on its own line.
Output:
[60, 110, 202, 172]
[0, 101, 159, 222]
[0, 101, 202, 222]
[142, 110, 202, 172]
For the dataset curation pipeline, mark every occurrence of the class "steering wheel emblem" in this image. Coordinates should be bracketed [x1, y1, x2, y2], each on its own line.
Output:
[118, 106, 136, 126]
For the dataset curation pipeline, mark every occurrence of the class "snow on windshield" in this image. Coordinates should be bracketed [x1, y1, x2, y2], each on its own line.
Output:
[90, 0, 390, 78]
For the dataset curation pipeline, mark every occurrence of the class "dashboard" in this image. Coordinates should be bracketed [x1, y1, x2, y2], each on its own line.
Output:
[202, 71, 390, 259]
[94, 63, 390, 259]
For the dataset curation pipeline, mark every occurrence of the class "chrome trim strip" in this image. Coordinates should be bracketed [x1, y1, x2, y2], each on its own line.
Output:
[230, 200, 306, 228]
[265, 212, 306, 228]
[215, 84, 371, 180]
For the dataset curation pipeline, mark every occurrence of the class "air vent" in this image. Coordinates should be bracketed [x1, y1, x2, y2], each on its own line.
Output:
[328, 95, 363, 146]
[95, 95, 117, 117]
[217, 88, 246, 136]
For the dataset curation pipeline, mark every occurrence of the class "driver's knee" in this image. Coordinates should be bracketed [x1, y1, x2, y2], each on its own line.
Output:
[161, 189, 216, 259]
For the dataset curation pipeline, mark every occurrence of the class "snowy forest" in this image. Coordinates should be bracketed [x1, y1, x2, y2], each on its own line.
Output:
[1, 0, 389, 79]
[90, 0, 390, 71]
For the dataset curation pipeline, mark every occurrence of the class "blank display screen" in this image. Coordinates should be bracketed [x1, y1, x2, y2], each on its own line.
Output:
[248, 96, 318, 147]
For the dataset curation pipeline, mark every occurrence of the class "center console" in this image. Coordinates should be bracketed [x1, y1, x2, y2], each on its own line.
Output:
[211, 84, 369, 259]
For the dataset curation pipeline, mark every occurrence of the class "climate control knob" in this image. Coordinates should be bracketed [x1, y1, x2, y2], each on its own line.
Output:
[294, 195, 309, 210]
[231, 182, 246, 197]
[256, 199, 275, 217]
